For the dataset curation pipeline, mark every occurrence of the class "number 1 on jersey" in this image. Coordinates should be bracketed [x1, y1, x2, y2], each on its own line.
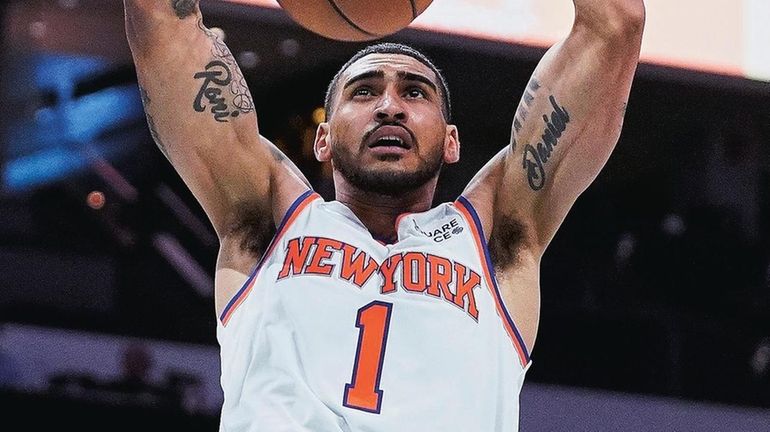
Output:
[343, 301, 393, 414]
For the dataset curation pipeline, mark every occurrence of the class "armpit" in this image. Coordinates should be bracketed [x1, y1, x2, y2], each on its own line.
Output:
[488, 216, 527, 269]
[225, 200, 275, 258]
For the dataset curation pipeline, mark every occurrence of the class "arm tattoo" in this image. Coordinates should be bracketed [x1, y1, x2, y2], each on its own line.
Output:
[511, 78, 541, 150]
[521, 95, 570, 191]
[139, 85, 171, 160]
[193, 18, 255, 122]
[172, 0, 198, 19]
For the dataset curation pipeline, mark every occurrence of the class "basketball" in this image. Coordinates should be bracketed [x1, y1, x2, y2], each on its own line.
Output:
[276, 0, 435, 42]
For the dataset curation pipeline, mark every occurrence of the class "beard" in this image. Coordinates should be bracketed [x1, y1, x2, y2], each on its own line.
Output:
[331, 139, 444, 197]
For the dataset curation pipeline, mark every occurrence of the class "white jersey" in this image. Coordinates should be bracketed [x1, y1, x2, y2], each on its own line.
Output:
[217, 190, 531, 432]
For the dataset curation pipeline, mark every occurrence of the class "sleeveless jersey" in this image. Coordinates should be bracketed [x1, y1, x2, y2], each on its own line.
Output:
[217, 190, 531, 432]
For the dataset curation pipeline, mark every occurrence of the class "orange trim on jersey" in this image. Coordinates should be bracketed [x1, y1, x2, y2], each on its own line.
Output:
[220, 191, 320, 326]
[454, 197, 530, 367]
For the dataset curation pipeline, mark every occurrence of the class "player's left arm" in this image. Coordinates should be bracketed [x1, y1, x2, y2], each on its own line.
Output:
[461, 0, 645, 349]
[465, 0, 645, 253]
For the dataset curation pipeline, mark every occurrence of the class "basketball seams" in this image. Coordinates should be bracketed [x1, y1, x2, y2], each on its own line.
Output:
[327, 0, 382, 38]
[278, 0, 434, 41]
[409, 0, 417, 18]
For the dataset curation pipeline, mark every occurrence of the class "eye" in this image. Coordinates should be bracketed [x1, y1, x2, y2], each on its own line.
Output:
[352, 87, 373, 97]
[406, 87, 426, 99]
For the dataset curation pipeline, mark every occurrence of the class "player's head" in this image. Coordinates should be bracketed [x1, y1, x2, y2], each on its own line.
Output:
[324, 43, 452, 122]
[315, 43, 460, 198]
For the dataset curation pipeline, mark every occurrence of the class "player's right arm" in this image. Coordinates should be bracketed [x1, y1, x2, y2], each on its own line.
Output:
[124, 0, 310, 312]
[123, 6, 310, 242]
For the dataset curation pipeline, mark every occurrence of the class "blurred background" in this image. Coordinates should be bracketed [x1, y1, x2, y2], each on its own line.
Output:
[0, 0, 769, 430]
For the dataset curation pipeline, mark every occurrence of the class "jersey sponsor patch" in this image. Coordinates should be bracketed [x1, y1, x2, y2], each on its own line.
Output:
[411, 217, 464, 243]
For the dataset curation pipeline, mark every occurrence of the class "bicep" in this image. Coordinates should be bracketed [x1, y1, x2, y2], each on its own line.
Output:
[498, 23, 643, 250]
[127, 4, 307, 236]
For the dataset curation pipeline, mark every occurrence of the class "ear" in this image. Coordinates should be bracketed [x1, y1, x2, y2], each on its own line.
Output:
[443, 124, 460, 164]
[314, 123, 332, 162]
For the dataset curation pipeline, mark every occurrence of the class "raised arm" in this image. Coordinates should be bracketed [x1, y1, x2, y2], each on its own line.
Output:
[460, 0, 644, 350]
[463, 0, 645, 255]
[123, 0, 310, 240]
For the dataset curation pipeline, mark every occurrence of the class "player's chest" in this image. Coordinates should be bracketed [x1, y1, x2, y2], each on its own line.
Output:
[270, 213, 484, 319]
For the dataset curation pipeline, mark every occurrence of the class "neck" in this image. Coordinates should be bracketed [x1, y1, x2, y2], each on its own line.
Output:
[334, 175, 437, 242]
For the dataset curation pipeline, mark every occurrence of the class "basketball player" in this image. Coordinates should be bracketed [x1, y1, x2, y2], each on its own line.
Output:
[123, 0, 645, 430]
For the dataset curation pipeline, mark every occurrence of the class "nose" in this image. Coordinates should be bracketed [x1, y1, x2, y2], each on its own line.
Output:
[374, 90, 407, 122]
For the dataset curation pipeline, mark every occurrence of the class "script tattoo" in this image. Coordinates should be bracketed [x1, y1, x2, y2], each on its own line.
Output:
[511, 78, 541, 151]
[139, 85, 170, 159]
[192, 18, 254, 121]
[521, 95, 570, 191]
[194, 60, 240, 122]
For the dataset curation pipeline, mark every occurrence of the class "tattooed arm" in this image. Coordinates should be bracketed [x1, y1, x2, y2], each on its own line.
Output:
[461, 0, 645, 349]
[124, 0, 309, 238]
[124, 0, 310, 314]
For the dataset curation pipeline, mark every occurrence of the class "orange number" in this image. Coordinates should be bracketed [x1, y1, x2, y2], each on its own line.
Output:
[343, 301, 393, 413]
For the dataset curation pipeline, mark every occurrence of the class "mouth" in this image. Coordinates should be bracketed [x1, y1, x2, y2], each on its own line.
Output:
[365, 125, 415, 151]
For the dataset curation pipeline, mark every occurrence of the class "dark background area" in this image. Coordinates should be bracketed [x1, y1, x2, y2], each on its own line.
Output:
[1, 0, 769, 428]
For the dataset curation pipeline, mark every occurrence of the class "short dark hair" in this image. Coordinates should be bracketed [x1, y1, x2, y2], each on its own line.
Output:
[324, 43, 452, 122]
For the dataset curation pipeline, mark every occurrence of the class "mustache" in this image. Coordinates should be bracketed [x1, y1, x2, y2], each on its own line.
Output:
[360, 122, 417, 149]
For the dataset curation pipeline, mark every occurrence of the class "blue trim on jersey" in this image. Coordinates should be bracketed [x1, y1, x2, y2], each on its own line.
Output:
[456, 195, 531, 363]
[219, 189, 315, 323]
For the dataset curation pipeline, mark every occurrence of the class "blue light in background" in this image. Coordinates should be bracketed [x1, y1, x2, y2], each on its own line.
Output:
[66, 86, 144, 142]
[3, 52, 144, 193]
[5, 148, 90, 191]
